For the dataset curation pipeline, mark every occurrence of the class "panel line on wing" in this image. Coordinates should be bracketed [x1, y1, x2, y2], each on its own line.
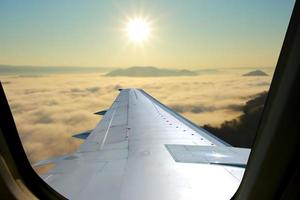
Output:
[100, 109, 117, 150]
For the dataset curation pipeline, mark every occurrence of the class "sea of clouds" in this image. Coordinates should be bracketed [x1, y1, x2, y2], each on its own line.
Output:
[0, 72, 272, 174]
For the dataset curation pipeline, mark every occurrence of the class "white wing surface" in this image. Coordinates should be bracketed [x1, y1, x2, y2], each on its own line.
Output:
[36, 89, 250, 200]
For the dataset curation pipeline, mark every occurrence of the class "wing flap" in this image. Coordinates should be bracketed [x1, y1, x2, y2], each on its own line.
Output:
[165, 144, 250, 167]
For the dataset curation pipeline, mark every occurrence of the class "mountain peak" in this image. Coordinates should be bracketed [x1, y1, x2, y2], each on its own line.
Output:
[243, 70, 268, 76]
[106, 66, 197, 77]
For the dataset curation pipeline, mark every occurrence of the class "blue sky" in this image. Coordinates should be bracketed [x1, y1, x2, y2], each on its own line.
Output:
[0, 0, 295, 68]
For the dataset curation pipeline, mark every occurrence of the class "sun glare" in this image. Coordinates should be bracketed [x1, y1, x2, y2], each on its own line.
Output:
[126, 18, 151, 43]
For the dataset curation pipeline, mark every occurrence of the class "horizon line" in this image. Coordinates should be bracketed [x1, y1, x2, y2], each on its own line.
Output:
[0, 64, 275, 70]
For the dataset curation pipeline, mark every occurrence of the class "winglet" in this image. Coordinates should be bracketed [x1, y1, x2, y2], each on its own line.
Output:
[72, 130, 93, 140]
[94, 110, 107, 115]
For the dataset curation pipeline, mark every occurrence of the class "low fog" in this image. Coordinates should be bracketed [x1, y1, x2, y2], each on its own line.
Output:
[0, 71, 272, 174]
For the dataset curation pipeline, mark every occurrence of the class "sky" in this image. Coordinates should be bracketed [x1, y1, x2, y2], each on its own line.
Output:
[0, 0, 295, 68]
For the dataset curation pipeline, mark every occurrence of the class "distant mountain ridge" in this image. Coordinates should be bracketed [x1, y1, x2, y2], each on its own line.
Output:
[0, 65, 112, 74]
[106, 66, 197, 77]
[243, 70, 268, 76]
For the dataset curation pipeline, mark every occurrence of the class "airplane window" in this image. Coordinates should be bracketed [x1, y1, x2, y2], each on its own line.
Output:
[0, 1, 295, 199]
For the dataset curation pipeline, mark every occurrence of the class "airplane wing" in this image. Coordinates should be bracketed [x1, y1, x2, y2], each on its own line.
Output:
[35, 89, 250, 200]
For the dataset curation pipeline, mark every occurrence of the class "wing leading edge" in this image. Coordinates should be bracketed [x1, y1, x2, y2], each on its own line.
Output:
[37, 88, 249, 200]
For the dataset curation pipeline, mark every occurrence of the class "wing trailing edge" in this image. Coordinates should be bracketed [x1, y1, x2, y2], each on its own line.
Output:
[32, 154, 75, 167]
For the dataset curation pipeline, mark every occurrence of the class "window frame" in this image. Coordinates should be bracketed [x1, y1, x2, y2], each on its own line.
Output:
[0, 2, 299, 199]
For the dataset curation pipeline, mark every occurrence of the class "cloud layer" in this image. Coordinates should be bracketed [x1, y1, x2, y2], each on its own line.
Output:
[0, 72, 272, 174]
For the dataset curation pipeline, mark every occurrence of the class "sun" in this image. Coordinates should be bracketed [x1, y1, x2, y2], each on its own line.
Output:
[126, 17, 151, 43]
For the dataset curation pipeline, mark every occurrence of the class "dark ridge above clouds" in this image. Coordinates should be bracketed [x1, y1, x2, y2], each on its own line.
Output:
[203, 91, 268, 148]
[243, 70, 268, 76]
[105, 66, 198, 77]
[0, 64, 113, 75]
